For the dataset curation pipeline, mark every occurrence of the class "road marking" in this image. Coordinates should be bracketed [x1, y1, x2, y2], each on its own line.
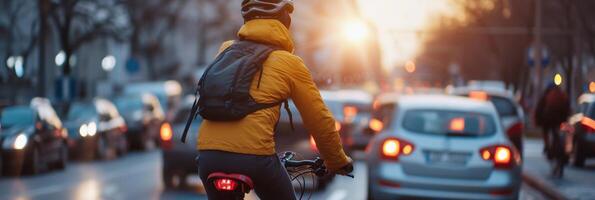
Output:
[328, 189, 347, 200]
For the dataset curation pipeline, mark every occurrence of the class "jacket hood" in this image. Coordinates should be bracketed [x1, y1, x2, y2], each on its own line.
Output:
[238, 19, 294, 52]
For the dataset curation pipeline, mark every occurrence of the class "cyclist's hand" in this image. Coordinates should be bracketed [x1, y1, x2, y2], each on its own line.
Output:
[332, 157, 354, 177]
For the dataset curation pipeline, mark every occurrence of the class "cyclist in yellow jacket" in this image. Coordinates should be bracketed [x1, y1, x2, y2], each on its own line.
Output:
[197, 0, 352, 199]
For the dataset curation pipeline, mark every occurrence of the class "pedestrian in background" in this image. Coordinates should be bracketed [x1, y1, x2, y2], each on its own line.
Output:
[534, 84, 570, 177]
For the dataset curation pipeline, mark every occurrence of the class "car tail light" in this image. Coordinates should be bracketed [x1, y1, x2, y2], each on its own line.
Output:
[449, 117, 465, 132]
[469, 91, 488, 101]
[309, 136, 318, 152]
[581, 117, 595, 133]
[335, 121, 342, 132]
[214, 178, 238, 191]
[381, 138, 414, 160]
[506, 122, 524, 137]
[160, 123, 173, 141]
[369, 118, 384, 132]
[480, 145, 515, 169]
[343, 106, 358, 120]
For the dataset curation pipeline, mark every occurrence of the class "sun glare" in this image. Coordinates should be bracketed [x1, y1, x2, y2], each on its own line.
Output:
[357, 0, 456, 68]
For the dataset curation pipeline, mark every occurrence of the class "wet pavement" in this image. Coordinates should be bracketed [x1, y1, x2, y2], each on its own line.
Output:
[524, 139, 595, 200]
[0, 150, 547, 200]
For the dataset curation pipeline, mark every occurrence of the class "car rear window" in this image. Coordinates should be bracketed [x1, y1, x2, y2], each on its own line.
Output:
[489, 96, 517, 117]
[402, 109, 497, 136]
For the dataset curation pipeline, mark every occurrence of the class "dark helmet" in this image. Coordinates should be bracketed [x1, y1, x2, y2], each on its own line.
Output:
[241, 0, 294, 20]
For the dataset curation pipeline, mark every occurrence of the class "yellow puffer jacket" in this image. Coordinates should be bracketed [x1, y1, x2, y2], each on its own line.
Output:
[197, 19, 350, 171]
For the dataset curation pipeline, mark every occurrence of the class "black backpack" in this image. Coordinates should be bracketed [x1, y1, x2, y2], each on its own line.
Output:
[181, 40, 293, 143]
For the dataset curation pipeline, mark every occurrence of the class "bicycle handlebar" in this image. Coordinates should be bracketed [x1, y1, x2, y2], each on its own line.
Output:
[279, 152, 354, 178]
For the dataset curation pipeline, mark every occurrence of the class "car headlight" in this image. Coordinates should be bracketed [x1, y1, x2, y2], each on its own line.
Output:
[79, 124, 89, 137]
[13, 134, 28, 150]
[79, 122, 97, 137]
[87, 122, 97, 136]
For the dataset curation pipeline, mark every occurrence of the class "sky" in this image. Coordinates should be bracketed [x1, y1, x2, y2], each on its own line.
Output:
[357, 0, 455, 70]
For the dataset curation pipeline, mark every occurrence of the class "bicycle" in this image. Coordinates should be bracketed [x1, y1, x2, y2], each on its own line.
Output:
[206, 151, 353, 200]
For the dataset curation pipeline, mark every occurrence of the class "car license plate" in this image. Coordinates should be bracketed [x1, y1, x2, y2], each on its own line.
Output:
[427, 152, 469, 165]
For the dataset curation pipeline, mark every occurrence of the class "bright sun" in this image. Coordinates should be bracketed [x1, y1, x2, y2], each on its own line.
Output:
[357, 0, 455, 69]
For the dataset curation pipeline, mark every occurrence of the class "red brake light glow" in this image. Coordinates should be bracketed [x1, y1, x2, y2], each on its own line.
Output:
[480, 145, 515, 168]
[344, 106, 358, 120]
[160, 123, 173, 141]
[469, 91, 489, 101]
[214, 178, 238, 191]
[381, 138, 414, 160]
[309, 136, 318, 152]
[506, 122, 524, 136]
[581, 117, 595, 132]
[449, 117, 465, 132]
[369, 119, 384, 132]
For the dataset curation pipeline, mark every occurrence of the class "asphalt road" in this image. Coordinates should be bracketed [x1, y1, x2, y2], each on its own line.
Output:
[0, 150, 546, 200]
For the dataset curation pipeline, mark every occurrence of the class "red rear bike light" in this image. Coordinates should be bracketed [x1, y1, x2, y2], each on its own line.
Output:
[309, 136, 318, 152]
[160, 123, 173, 141]
[480, 145, 514, 169]
[581, 117, 595, 133]
[214, 178, 238, 191]
[506, 122, 524, 137]
[381, 138, 414, 160]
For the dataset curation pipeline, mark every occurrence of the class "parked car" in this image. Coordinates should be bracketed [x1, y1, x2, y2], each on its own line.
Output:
[113, 93, 166, 150]
[366, 94, 522, 200]
[160, 96, 202, 188]
[449, 86, 526, 156]
[64, 98, 128, 160]
[564, 93, 595, 167]
[0, 98, 69, 175]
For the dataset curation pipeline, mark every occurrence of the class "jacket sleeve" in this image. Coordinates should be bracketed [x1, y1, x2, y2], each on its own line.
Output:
[284, 55, 350, 171]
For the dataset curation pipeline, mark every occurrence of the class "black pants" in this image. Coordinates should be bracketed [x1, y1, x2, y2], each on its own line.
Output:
[197, 150, 296, 200]
[544, 126, 567, 163]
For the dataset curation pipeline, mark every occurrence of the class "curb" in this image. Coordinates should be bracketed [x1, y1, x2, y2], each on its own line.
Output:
[522, 173, 568, 200]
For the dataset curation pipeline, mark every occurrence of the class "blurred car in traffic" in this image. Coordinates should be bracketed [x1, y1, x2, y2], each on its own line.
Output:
[563, 93, 595, 167]
[325, 90, 374, 151]
[366, 94, 522, 200]
[0, 98, 69, 175]
[160, 96, 202, 188]
[64, 98, 128, 160]
[449, 84, 526, 156]
[113, 93, 166, 150]
[123, 80, 182, 117]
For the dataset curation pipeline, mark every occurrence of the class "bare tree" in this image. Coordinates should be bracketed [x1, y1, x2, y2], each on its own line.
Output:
[48, 0, 129, 76]
[124, 0, 190, 80]
[0, 0, 39, 81]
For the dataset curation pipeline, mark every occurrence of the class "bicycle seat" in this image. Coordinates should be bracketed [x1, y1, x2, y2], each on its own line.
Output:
[207, 172, 254, 193]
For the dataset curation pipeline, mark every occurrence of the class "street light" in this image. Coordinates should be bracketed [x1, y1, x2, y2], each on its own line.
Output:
[101, 55, 116, 72]
[341, 20, 369, 44]
[553, 73, 563, 86]
[14, 56, 24, 78]
[55, 50, 65, 66]
[589, 81, 595, 93]
[405, 61, 416, 73]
